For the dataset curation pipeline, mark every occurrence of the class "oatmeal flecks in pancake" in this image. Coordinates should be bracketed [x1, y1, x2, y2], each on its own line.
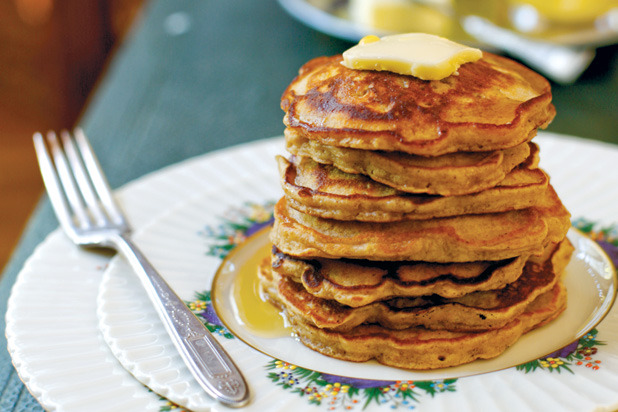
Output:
[281, 53, 555, 157]
[285, 129, 533, 196]
[270, 192, 570, 262]
[278, 150, 551, 222]
[261, 239, 572, 332]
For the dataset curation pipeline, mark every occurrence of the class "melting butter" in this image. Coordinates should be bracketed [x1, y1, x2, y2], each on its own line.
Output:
[341, 33, 482, 80]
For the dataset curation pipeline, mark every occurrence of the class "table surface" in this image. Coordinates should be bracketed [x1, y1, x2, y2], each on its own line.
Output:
[1, 0, 617, 409]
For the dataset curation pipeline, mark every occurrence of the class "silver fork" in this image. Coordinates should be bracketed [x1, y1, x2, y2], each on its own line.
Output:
[33, 129, 250, 408]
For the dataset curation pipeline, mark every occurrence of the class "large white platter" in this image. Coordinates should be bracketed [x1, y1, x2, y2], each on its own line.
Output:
[6, 133, 618, 411]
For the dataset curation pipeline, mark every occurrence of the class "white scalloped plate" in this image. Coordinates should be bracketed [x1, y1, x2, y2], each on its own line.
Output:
[5, 137, 284, 412]
[7, 133, 618, 412]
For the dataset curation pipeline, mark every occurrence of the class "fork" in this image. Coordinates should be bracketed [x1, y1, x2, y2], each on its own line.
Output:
[33, 129, 250, 408]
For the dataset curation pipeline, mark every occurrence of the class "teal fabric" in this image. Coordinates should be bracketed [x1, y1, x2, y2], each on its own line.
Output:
[0, 0, 616, 409]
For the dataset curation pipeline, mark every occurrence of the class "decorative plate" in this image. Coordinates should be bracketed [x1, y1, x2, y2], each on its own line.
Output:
[98, 193, 617, 411]
[7, 133, 618, 412]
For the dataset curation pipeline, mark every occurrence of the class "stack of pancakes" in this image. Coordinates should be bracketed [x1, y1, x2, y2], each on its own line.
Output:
[260, 51, 573, 370]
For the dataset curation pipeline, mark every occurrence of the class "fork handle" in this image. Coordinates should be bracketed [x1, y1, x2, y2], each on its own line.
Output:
[110, 233, 250, 407]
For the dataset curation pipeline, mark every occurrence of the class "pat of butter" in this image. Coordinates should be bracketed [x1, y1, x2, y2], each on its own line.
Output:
[342, 33, 482, 80]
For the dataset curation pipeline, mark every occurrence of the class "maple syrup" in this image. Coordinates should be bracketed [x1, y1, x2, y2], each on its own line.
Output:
[229, 240, 291, 338]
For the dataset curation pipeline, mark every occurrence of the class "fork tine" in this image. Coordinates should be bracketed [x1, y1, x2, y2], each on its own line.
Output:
[60, 130, 107, 226]
[73, 128, 128, 228]
[46, 131, 91, 229]
[33, 133, 79, 236]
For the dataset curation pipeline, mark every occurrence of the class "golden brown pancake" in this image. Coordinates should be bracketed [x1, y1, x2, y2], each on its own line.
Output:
[269, 44, 570, 371]
[272, 251, 528, 305]
[278, 150, 550, 222]
[262, 268, 567, 369]
[285, 129, 533, 196]
[281, 53, 555, 157]
[270, 190, 570, 262]
[261, 239, 572, 332]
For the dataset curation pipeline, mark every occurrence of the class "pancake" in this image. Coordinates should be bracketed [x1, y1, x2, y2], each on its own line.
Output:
[285, 129, 533, 196]
[281, 53, 555, 157]
[271, 251, 529, 305]
[270, 189, 571, 262]
[269, 40, 570, 370]
[262, 239, 572, 332]
[278, 149, 550, 222]
[261, 265, 567, 369]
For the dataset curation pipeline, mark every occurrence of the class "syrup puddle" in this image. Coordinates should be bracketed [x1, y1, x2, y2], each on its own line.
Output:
[218, 229, 291, 339]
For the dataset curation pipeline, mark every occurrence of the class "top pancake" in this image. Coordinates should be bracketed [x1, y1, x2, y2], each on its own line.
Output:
[281, 53, 555, 157]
